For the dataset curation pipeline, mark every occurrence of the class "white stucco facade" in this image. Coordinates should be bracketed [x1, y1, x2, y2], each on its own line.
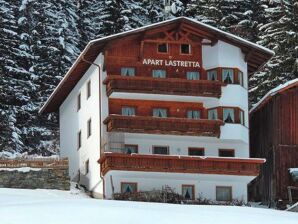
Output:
[58, 39, 255, 201]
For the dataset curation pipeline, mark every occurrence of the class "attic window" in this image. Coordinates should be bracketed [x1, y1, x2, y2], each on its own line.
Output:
[158, 43, 168, 53]
[181, 44, 191, 54]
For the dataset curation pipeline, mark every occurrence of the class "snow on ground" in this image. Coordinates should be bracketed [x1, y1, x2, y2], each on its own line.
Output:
[0, 188, 297, 224]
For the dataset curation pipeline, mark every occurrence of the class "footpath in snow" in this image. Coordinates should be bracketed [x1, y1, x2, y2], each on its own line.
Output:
[0, 188, 297, 224]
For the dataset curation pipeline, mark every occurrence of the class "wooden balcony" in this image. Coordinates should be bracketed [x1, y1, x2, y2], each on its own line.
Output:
[99, 153, 264, 176]
[103, 115, 223, 137]
[104, 75, 225, 98]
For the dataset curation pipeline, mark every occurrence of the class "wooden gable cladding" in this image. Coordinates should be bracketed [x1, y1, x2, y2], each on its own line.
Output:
[105, 24, 203, 79]
[109, 98, 205, 119]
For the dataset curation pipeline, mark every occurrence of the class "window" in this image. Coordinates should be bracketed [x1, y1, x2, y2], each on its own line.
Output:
[223, 108, 235, 123]
[182, 185, 195, 200]
[186, 71, 200, 80]
[85, 159, 89, 174]
[153, 146, 169, 155]
[121, 182, 137, 193]
[222, 69, 234, 84]
[87, 80, 91, 99]
[238, 71, 244, 87]
[77, 130, 82, 150]
[152, 69, 166, 78]
[219, 149, 235, 157]
[121, 106, 136, 116]
[87, 118, 92, 138]
[207, 70, 218, 81]
[208, 109, 218, 120]
[121, 67, 135, 76]
[181, 44, 191, 54]
[239, 110, 245, 125]
[187, 110, 201, 119]
[124, 145, 138, 154]
[153, 108, 167, 118]
[216, 186, 232, 201]
[77, 93, 81, 111]
[188, 148, 204, 156]
[158, 43, 168, 53]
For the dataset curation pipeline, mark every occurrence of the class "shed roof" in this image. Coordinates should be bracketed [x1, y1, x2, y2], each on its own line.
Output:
[40, 17, 274, 114]
[250, 78, 298, 114]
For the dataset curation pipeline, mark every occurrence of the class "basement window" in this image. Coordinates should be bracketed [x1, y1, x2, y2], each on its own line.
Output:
[158, 43, 168, 53]
[181, 44, 191, 54]
[121, 182, 137, 193]
[182, 185, 195, 200]
[216, 186, 232, 201]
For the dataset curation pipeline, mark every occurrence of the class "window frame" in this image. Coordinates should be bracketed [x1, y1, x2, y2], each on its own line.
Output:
[186, 71, 200, 80]
[121, 106, 136, 116]
[152, 108, 168, 118]
[238, 70, 244, 87]
[124, 144, 138, 154]
[218, 149, 235, 157]
[85, 159, 89, 175]
[188, 147, 205, 156]
[216, 186, 232, 201]
[152, 145, 169, 155]
[121, 182, 138, 193]
[222, 107, 236, 123]
[87, 80, 91, 99]
[152, 69, 166, 78]
[207, 69, 218, 81]
[222, 68, 234, 84]
[182, 184, 195, 200]
[77, 130, 82, 150]
[180, 43, 191, 55]
[121, 67, 135, 77]
[77, 93, 81, 111]
[87, 118, 92, 138]
[186, 110, 201, 119]
[157, 43, 168, 54]
[208, 108, 218, 120]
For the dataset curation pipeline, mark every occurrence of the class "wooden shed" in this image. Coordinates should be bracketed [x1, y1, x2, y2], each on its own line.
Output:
[249, 79, 298, 206]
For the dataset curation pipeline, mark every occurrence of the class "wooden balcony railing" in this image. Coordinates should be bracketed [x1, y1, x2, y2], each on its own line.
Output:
[99, 153, 264, 176]
[104, 75, 225, 98]
[103, 115, 223, 137]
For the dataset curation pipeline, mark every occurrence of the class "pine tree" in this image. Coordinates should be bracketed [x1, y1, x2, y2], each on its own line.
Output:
[249, 0, 298, 105]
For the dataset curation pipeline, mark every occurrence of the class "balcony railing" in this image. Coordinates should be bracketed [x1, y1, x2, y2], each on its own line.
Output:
[99, 153, 264, 176]
[103, 115, 223, 137]
[104, 75, 225, 98]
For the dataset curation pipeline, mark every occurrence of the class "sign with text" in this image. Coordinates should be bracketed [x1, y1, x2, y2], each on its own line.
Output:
[142, 58, 200, 68]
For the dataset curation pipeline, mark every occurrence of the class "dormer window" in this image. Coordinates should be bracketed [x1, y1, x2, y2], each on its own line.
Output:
[181, 44, 191, 54]
[158, 43, 168, 53]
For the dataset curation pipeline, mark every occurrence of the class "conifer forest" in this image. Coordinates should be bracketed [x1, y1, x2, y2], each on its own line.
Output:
[0, 0, 297, 155]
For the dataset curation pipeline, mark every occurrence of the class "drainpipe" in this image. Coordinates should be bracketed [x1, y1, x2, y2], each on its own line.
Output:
[81, 52, 105, 198]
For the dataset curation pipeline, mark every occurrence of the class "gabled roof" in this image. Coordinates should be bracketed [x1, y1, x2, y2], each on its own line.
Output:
[40, 17, 274, 114]
[250, 78, 298, 114]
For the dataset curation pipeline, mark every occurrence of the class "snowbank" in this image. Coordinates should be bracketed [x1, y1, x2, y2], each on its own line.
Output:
[0, 167, 41, 172]
[0, 188, 297, 224]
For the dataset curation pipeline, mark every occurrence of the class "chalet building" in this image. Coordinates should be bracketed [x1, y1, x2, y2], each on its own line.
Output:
[40, 17, 273, 201]
[249, 79, 298, 205]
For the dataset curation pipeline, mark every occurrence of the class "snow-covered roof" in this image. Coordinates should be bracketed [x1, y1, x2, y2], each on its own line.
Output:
[250, 78, 298, 114]
[40, 17, 274, 114]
